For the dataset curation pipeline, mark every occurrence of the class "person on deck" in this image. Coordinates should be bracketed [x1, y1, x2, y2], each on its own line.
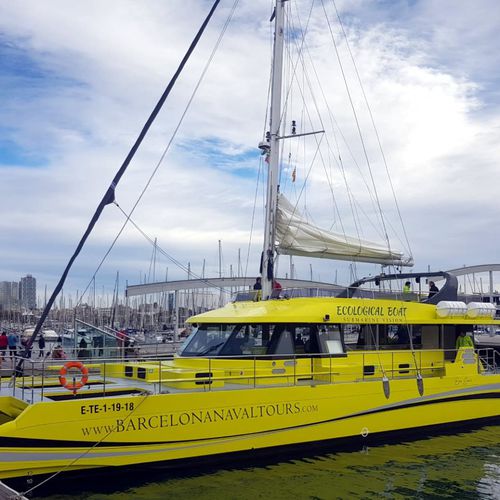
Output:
[428, 281, 439, 298]
[253, 277, 262, 301]
[403, 281, 411, 294]
[271, 280, 283, 299]
[456, 331, 474, 349]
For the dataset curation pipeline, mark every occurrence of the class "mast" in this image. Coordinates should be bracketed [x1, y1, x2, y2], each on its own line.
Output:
[261, 0, 286, 300]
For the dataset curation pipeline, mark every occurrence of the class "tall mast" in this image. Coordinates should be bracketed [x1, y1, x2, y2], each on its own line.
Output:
[261, 0, 285, 300]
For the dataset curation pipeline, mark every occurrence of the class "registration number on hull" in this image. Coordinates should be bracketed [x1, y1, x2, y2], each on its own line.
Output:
[80, 402, 135, 415]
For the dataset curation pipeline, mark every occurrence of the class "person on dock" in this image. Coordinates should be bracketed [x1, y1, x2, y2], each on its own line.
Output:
[20, 337, 32, 358]
[52, 344, 66, 360]
[7, 331, 18, 359]
[38, 334, 46, 358]
[0, 332, 8, 361]
[78, 337, 89, 358]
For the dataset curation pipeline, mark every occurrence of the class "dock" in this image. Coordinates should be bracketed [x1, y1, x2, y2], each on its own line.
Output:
[0, 482, 27, 500]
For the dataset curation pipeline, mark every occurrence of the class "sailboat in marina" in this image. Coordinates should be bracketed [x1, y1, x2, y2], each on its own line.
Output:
[1, 0, 500, 485]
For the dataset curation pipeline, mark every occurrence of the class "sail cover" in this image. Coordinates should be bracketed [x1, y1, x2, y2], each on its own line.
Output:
[276, 195, 413, 267]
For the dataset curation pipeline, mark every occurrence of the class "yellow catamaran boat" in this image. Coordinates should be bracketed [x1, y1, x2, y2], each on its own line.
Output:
[0, 277, 500, 480]
[1, 0, 499, 485]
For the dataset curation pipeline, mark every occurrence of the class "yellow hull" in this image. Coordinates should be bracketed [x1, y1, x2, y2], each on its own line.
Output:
[1, 370, 499, 479]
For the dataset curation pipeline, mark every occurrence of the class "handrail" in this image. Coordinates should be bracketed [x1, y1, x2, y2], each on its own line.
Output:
[2, 347, 498, 402]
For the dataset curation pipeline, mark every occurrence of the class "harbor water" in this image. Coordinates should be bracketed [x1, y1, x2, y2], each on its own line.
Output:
[14, 423, 500, 499]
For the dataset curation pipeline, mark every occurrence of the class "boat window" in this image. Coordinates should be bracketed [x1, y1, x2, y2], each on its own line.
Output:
[342, 325, 361, 347]
[317, 325, 344, 354]
[219, 325, 267, 356]
[348, 324, 424, 350]
[179, 324, 237, 356]
[294, 327, 308, 354]
[353, 324, 376, 349]
[266, 325, 295, 355]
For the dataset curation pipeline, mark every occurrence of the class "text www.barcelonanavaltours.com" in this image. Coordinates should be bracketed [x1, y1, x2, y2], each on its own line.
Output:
[81, 402, 319, 436]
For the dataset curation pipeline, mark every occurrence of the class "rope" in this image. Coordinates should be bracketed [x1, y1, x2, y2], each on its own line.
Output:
[320, 0, 398, 268]
[75, 0, 241, 308]
[114, 203, 234, 296]
[14, 0, 224, 378]
[330, 0, 413, 261]
[22, 390, 151, 496]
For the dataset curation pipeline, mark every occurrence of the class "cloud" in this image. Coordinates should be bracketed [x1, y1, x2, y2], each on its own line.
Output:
[1, 0, 500, 301]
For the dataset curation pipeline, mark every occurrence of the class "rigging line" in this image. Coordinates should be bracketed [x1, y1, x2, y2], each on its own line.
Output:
[147, 238, 156, 283]
[308, 71, 381, 231]
[364, 324, 390, 382]
[15, 0, 223, 377]
[320, 0, 395, 259]
[22, 391, 151, 496]
[285, 8, 360, 243]
[277, 134, 326, 244]
[331, 0, 413, 259]
[75, 0, 240, 308]
[244, 155, 264, 279]
[291, 24, 371, 239]
[303, 39, 382, 229]
[114, 203, 232, 296]
[280, 40, 349, 243]
[278, 0, 315, 131]
[318, 2, 385, 238]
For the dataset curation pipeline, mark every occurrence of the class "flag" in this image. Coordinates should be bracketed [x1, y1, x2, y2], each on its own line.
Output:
[292, 166, 296, 182]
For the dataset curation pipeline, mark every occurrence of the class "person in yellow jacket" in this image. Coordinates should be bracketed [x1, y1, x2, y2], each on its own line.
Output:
[456, 331, 474, 349]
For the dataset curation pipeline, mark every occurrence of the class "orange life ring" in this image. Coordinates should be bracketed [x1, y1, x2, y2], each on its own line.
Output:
[59, 361, 89, 393]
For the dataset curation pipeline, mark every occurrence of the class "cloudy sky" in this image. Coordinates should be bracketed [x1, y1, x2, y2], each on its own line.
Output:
[1, 0, 500, 302]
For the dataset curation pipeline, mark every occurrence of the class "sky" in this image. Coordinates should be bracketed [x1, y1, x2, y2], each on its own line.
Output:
[1, 0, 500, 303]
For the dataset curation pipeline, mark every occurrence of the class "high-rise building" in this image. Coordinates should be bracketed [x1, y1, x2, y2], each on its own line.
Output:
[20, 274, 37, 309]
[0, 281, 20, 309]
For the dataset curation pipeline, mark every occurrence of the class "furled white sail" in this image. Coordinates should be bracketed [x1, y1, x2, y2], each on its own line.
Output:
[276, 195, 413, 267]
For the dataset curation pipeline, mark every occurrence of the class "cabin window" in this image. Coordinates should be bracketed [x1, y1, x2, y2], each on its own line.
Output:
[342, 325, 361, 348]
[317, 326, 344, 354]
[179, 324, 237, 356]
[266, 325, 295, 355]
[353, 324, 377, 348]
[220, 325, 267, 356]
[349, 324, 424, 350]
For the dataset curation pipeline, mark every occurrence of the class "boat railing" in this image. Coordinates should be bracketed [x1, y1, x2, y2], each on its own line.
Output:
[24, 342, 182, 363]
[2, 347, 497, 402]
[234, 287, 433, 302]
[477, 347, 500, 374]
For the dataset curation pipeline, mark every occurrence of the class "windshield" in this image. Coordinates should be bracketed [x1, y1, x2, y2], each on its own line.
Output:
[179, 324, 239, 356]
